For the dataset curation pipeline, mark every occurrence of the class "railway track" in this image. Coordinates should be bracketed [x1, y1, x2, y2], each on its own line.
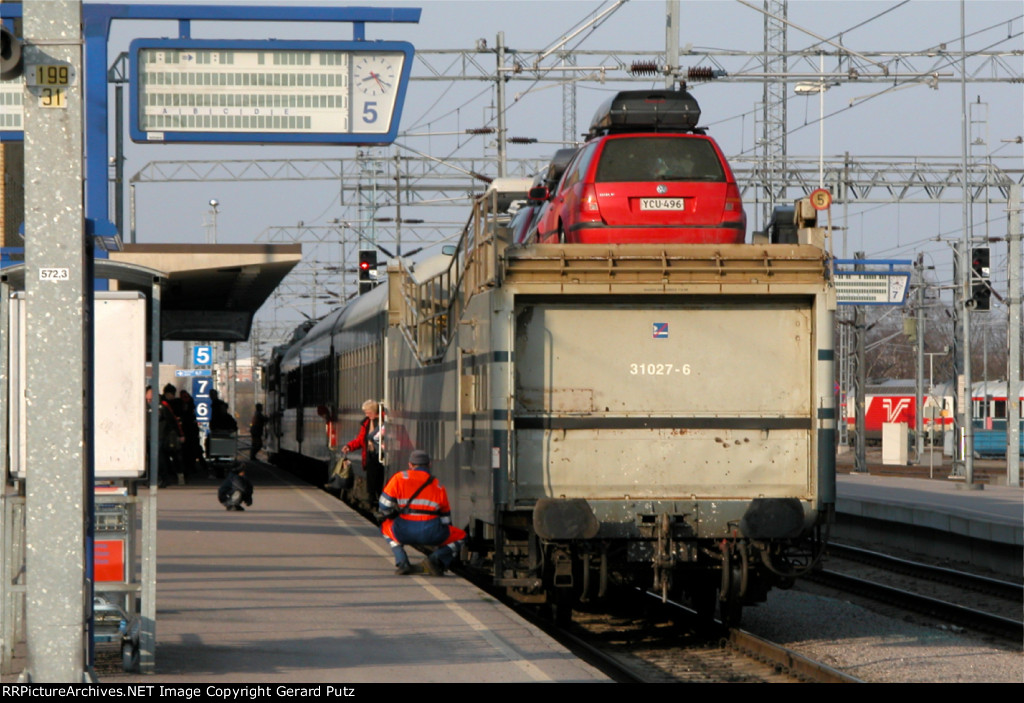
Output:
[326, 482, 862, 682]
[551, 594, 862, 683]
[827, 543, 1024, 602]
[810, 543, 1024, 642]
[492, 584, 861, 683]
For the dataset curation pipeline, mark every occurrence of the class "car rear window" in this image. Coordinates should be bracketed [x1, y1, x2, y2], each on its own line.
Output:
[595, 137, 726, 183]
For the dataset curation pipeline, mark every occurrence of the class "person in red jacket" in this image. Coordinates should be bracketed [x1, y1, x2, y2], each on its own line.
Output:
[379, 450, 466, 576]
[341, 399, 385, 503]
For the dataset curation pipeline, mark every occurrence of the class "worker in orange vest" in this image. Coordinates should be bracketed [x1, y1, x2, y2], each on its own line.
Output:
[379, 450, 466, 576]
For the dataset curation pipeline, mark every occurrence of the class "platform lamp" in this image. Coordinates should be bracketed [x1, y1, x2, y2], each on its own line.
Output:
[794, 77, 840, 190]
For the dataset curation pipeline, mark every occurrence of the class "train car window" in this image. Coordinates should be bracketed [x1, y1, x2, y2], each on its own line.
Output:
[286, 369, 300, 409]
[595, 137, 725, 183]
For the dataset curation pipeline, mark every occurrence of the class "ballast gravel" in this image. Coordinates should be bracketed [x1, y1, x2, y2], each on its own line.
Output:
[740, 588, 1022, 683]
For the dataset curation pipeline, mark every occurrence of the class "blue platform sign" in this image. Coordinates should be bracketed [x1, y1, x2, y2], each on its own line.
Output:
[192, 376, 213, 426]
[129, 39, 414, 145]
[175, 369, 213, 378]
[192, 345, 213, 366]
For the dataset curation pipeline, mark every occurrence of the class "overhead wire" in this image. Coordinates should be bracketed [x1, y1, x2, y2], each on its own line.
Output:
[384, 1, 628, 207]
[311, 4, 1022, 253]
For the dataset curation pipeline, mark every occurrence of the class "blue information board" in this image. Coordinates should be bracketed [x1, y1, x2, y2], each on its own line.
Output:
[129, 38, 414, 145]
[832, 259, 912, 306]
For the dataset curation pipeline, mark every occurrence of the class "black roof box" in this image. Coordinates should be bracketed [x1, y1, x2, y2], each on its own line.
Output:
[587, 89, 701, 139]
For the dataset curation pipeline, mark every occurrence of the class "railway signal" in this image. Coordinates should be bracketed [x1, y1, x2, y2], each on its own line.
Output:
[970, 246, 991, 311]
[1, 24, 23, 79]
[358, 250, 377, 295]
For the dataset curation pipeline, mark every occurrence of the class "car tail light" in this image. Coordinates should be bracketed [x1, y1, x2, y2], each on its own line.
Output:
[579, 184, 602, 222]
[722, 183, 746, 230]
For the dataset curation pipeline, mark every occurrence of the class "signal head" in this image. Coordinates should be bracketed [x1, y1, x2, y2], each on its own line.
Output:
[1, 25, 23, 80]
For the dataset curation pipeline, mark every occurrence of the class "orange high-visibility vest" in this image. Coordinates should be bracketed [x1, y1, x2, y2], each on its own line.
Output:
[380, 469, 451, 522]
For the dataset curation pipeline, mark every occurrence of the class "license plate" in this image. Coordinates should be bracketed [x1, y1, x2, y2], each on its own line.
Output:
[640, 198, 685, 211]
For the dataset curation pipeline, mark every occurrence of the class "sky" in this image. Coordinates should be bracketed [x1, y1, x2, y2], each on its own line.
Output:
[91, 0, 1024, 355]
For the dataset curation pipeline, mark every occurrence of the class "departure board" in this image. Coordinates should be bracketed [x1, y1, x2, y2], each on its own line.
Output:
[0, 80, 23, 131]
[833, 272, 910, 305]
[130, 39, 413, 145]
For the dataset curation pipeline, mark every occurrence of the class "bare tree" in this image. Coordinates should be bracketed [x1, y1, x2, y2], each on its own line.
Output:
[857, 302, 1010, 383]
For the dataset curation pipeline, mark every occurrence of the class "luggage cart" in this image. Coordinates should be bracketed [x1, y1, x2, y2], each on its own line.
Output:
[93, 595, 140, 672]
[207, 430, 239, 469]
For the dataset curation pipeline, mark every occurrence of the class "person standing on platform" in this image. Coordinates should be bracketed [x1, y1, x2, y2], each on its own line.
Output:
[378, 450, 466, 576]
[249, 403, 267, 461]
[341, 400, 385, 504]
[178, 389, 207, 479]
[159, 384, 186, 486]
[209, 389, 238, 433]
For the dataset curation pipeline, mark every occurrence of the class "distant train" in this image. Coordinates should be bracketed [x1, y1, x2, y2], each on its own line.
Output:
[843, 379, 1023, 447]
[266, 168, 836, 625]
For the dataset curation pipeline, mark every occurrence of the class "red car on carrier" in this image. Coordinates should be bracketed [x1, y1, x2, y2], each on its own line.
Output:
[532, 89, 746, 245]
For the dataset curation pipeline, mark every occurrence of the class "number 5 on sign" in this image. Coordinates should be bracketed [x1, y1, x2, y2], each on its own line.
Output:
[193, 345, 213, 366]
[809, 188, 832, 211]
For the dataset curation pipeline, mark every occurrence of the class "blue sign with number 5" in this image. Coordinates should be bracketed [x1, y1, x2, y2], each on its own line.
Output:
[193, 345, 213, 366]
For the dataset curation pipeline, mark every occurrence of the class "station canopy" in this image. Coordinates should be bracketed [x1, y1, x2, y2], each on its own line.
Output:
[108, 243, 301, 342]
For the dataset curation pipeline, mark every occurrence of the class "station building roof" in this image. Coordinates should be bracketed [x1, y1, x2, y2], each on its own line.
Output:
[2, 243, 301, 342]
[107, 243, 302, 342]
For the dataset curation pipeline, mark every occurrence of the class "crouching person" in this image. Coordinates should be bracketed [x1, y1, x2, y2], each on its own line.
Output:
[219, 466, 253, 512]
[379, 450, 466, 576]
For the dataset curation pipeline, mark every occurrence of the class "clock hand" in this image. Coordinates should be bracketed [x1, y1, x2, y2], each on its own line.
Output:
[368, 70, 395, 90]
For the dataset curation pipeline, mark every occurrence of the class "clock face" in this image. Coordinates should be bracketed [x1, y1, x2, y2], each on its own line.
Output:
[354, 54, 402, 98]
[351, 53, 405, 133]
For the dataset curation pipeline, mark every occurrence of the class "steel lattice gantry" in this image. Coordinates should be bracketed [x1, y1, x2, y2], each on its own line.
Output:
[132, 154, 1024, 206]
[411, 46, 1023, 84]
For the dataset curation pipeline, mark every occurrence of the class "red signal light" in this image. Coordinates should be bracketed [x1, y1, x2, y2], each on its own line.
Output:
[357, 250, 377, 294]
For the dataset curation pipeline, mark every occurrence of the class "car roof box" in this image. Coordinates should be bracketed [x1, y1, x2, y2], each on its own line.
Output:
[588, 89, 701, 139]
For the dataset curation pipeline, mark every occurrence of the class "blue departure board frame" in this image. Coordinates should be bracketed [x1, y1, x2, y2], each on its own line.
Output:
[129, 38, 414, 145]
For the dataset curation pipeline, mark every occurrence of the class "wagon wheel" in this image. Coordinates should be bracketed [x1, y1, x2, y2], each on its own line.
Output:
[122, 641, 139, 672]
[546, 588, 575, 627]
[719, 564, 744, 628]
[687, 583, 718, 631]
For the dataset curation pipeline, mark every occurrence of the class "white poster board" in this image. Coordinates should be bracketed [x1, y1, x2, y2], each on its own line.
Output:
[8, 292, 147, 478]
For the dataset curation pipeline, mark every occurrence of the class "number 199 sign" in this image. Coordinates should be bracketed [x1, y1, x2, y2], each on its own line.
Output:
[129, 39, 414, 145]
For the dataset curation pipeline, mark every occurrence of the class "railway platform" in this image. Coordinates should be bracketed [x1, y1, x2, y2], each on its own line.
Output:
[834, 449, 1022, 578]
[2, 460, 608, 684]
